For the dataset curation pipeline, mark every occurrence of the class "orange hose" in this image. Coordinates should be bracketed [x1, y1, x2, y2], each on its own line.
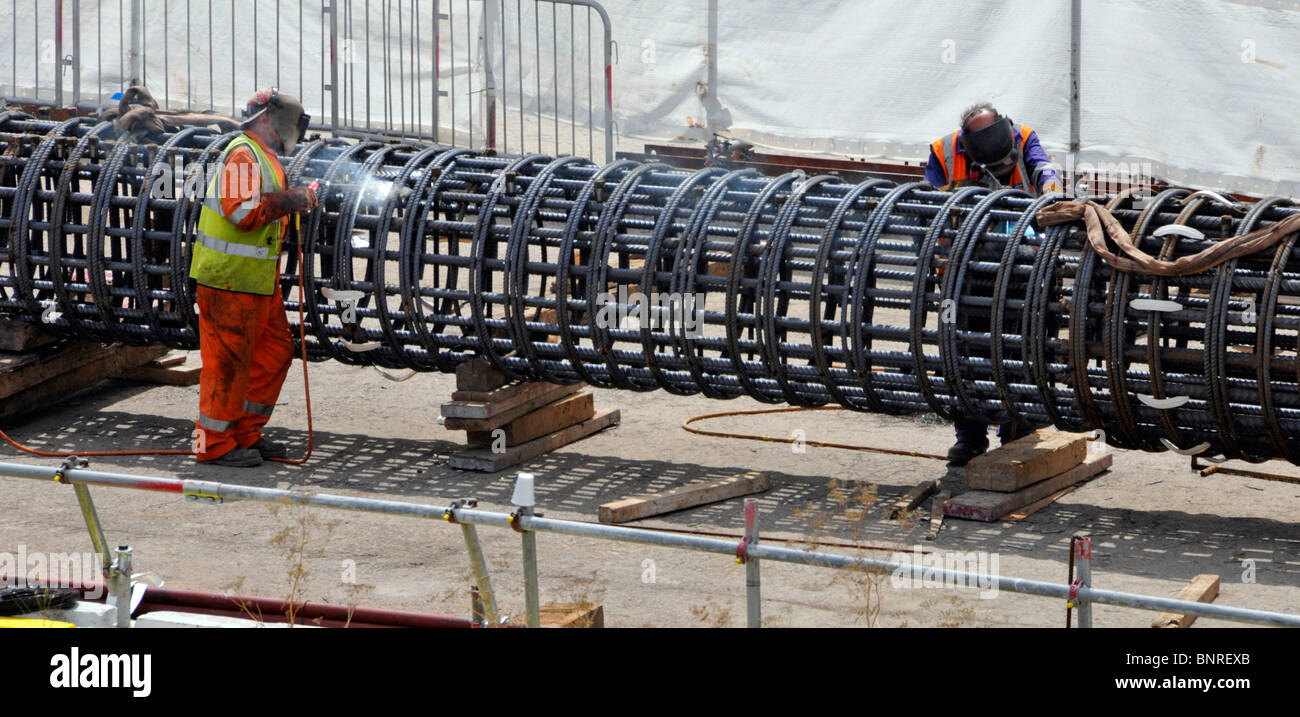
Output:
[0, 213, 315, 465]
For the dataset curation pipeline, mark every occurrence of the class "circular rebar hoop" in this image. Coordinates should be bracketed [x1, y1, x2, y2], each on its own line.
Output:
[3, 118, 1300, 464]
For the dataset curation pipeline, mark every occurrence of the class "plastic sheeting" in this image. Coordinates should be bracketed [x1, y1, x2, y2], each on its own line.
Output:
[601, 0, 1300, 196]
[3, 0, 1298, 195]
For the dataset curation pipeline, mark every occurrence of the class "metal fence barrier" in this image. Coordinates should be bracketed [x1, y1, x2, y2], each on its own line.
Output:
[0, 0, 615, 160]
[2, 460, 1296, 628]
[332, 0, 613, 160]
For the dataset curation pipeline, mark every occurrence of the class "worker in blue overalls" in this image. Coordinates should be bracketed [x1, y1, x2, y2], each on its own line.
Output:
[925, 102, 1064, 465]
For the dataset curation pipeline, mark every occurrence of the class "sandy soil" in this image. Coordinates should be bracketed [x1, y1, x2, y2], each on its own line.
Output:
[2, 345, 1298, 628]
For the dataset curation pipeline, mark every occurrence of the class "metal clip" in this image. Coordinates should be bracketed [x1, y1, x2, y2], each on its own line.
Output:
[443, 498, 477, 524]
[1066, 578, 1083, 609]
[53, 456, 88, 484]
[735, 536, 752, 564]
[1137, 394, 1190, 410]
[1152, 224, 1205, 241]
[507, 508, 543, 534]
[181, 479, 223, 504]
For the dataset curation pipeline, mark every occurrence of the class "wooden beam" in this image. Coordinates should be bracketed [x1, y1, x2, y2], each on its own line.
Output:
[0, 343, 169, 421]
[925, 490, 951, 541]
[538, 602, 604, 628]
[448, 409, 621, 472]
[598, 471, 771, 524]
[442, 381, 583, 420]
[442, 383, 582, 431]
[966, 430, 1089, 492]
[1151, 575, 1221, 628]
[945, 452, 1112, 522]
[889, 480, 938, 519]
[120, 363, 202, 386]
[452, 381, 535, 403]
[454, 359, 508, 393]
[0, 319, 58, 352]
[119, 353, 201, 386]
[466, 392, 594, 447]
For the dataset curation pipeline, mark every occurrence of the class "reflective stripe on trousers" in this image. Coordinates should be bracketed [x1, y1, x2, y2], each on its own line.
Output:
[243, 400, 275, 417]
[194, 283, 295, 462]
[198, 413, 236, 432]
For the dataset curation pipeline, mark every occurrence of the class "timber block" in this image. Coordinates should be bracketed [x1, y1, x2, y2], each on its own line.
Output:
[448, 409, 620, 473]
[539, 602, 604, 628]
[0, 319, 58, 352]
[945, 452, 1112, 522]
[966, 430, 1089, 492]
[466, 392, 594, 447]
[455, 359, 508, 393]
[442, 382, 581, 431]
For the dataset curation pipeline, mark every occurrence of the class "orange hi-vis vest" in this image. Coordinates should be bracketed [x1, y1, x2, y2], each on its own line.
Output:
[931, 124, 1041, 195]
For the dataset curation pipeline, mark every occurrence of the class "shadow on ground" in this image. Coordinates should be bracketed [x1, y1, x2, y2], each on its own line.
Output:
[7, 404, 1299, 587]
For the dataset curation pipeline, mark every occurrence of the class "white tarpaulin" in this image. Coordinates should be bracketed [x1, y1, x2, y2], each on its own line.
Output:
[3, 0, 1298, 195]
[598, 0, 1300, 196]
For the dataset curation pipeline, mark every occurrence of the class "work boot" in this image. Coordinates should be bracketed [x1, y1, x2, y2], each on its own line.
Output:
[249, 437, 288, 460]
[946, 438, 989, 467]
[206, 447, 263, 468]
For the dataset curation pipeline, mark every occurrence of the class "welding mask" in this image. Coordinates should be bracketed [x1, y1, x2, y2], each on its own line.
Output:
[963, 116, 1018, 177]
[242, 88, 310, 153]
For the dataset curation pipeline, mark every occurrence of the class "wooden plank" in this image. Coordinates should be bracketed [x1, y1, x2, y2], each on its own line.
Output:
[538, 602, 604, 628]
[466, 392, 594, 447]
[455, 359, 508, 393]
[1151, 575, 1221, 628]
[0, 319, 58, 352]
[154, 352, 189, 368]
[1006, 485, 1081, 521]
[120, 362, 202, 386]
[442, 381, 584, 419]
[0, 344, 169, 420]
[443, 383, 581, 431]
[889, 480, 938, 519]
[452, 382, 533, 403]
[0, 341, 114, 398]
[945, 452, 1113, 522]
[965, 430, 1089, 492]
[0, 342, 167, 400]
[598, 471, 771, 524]
[448, 409, 620, 472]
[925, 491, 951, 541]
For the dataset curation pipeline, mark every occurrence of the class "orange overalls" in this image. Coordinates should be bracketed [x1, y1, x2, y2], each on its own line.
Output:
[193, 135, 295, 461]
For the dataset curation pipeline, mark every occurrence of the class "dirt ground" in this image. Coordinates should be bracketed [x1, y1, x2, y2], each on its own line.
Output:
[2, 347, 1299, 628]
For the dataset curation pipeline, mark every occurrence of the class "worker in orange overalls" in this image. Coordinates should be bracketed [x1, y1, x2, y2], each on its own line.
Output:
[189, 88, 318, 467]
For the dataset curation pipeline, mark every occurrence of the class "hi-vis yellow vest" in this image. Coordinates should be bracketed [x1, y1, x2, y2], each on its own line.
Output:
[190, 134, 284, 295]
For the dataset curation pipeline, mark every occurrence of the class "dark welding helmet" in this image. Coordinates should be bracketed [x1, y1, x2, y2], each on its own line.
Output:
[963, 115, 1017, 174]
[242, 87, 310, 151]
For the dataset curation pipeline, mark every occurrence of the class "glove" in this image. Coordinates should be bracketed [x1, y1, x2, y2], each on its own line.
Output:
[1042, 181, 1065, 194]
[289, 185, 319, 211]
[261, 186, 319, 221]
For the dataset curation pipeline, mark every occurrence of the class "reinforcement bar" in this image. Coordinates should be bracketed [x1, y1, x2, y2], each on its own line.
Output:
[2, 114, 1300, 462]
